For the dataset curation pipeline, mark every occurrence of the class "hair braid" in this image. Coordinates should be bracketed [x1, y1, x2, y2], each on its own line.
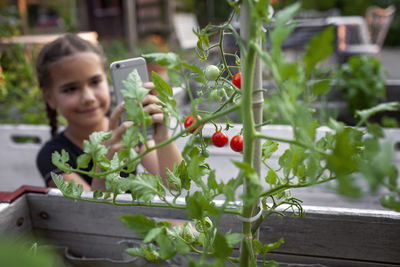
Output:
[46, 103, 58, 137]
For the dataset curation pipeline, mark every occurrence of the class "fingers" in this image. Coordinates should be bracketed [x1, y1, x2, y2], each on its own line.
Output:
[109, 102, 125, 130]
[105, 121, 133, 148]
[142, 94, 160, 106]
[143, 82, 157, 96]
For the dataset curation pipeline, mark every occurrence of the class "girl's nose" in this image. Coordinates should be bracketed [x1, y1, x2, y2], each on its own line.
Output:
[81, 87, 96, 104]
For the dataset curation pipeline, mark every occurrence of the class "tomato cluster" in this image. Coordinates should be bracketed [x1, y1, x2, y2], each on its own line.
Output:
[184, 119, 243, 152]
[212, 131, 243, 152]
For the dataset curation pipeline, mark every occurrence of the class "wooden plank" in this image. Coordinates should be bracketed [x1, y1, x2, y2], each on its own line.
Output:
[36, 229, 138, 260]
[27, 190, 190, 238]
[26, 190, 400, 265]
[258, 206, 400, 265]
[0, 194, 32, 236]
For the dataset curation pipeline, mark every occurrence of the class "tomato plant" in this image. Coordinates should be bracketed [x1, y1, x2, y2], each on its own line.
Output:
[50, 1, 400, 267]
[184, 114, 202, 134]
[232, 72, 241, 89]
[230, 134, 243, 152]
[211, 131, 229, 147]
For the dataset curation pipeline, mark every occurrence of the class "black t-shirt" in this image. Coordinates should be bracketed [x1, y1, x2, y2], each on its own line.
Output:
[37, 131, 138, 187]
[36, 132, 94, 186]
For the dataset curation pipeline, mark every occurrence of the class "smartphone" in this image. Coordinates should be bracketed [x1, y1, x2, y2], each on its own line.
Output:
[110, 57, 155, 139]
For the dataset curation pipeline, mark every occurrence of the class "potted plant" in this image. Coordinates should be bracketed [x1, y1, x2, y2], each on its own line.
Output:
[15, 1, 399, 266]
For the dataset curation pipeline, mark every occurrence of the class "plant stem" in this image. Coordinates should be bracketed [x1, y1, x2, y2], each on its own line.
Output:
[239, 1, 261, 265]
[259, 176, 336, 198]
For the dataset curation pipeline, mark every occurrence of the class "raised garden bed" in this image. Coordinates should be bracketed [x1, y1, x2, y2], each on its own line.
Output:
[1, 123, 400, 266]
[1, 187, 400, 267]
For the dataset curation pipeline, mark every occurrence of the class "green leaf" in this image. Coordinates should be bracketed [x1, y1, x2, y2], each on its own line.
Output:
[121, 125, 141, 149]
[156, 234, 176, 260]
[186, 192, 204, 220]
[303, 26, 335, 74]
[121, 69, 149, 103]
[93, 190, 103, 199]
[143, 52, 180, 69]
[380, 194, 400, 212]
[83, 131, 112, 162]
[264, 238, 284, 254]
[262, 140, 278, 159]
[356, 102, 400, 125]
[253, 239, 264, 254]
[265, 169, 277, 185]
[52, 150, 72, 173]
[125, 244, 162, 261]
[152, 71, 173, 96]
[225, 232, 243, 247]
[275, 3, 301, 25]
[311, 79, 331, 96]
[185, 191, 218, 219]
[51, 173, 83, 199]
[120, 214, 155, 238]
[127, 174, 165, 202]
[167, 69, 182, 87]
[213, 232, 232, 258]
[77, 153, 91, 169]
[188, 154, 207, 182]
[143, 227, 163, 243]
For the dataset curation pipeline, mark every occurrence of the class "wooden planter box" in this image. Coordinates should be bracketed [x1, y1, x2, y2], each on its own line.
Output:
[1, 187, 400, 267]
[1, 124, 400, 266]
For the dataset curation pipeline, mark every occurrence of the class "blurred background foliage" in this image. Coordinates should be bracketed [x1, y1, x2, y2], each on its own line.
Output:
[273, 0, 400, 46]
[1, 0, 399, 125]
[180, 0, 400, 46]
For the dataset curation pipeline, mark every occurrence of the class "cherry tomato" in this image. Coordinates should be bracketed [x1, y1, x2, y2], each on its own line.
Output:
[184, 114, 202, 134]
[230, 134, 243, 152]
[205, 65, 220, 81]
[210, 88, 224, 102]
[232, 72, 241, 89]
[211, 131, 229, 147]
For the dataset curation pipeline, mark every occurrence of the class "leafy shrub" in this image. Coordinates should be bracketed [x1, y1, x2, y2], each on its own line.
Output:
[335, 55, 387, 115]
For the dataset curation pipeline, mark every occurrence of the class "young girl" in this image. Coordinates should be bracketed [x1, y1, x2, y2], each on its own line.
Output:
[36, 33, 182, 191]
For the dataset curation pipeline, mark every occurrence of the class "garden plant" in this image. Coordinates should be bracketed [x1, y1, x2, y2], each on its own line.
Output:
[50, 1, 400, 266]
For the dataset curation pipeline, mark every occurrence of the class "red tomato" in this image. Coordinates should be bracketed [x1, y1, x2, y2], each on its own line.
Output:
[232, 72, 241, 89]
[230, 134, 243, 152]
[211, 131, 229, 147]
[184, 114, 202, 134]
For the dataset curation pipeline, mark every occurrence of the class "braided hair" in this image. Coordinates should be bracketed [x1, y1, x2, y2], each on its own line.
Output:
[36, 33, 107, 136]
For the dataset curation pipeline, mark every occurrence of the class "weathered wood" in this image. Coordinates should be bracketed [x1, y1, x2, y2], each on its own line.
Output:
[22, 190, 400, 266]
[0, 195, 32, 236]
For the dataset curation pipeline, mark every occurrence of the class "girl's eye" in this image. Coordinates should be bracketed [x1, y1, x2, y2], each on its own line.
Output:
[90, 77, 102, 86]
[62, 87, 77, 93]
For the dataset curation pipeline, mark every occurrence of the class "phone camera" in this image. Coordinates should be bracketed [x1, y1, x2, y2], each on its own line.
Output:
[116, 64, 120, 69]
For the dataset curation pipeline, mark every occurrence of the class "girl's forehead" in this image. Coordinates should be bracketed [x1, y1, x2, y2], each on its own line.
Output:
[49, 52, 105, 81]
[51, 52, 103, 68]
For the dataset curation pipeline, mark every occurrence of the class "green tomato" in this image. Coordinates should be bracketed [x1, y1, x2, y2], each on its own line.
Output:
[205, 65, 220, 81]
[210, 89, 222, 102]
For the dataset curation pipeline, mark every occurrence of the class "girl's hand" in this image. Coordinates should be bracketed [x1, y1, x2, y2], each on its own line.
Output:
[143, 82, 170, 143]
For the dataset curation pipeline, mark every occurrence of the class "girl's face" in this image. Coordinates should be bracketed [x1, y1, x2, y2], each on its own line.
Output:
[45, 52, 110, 130]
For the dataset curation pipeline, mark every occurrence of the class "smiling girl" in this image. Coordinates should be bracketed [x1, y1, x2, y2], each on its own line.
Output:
[36, 33, 182, 191]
